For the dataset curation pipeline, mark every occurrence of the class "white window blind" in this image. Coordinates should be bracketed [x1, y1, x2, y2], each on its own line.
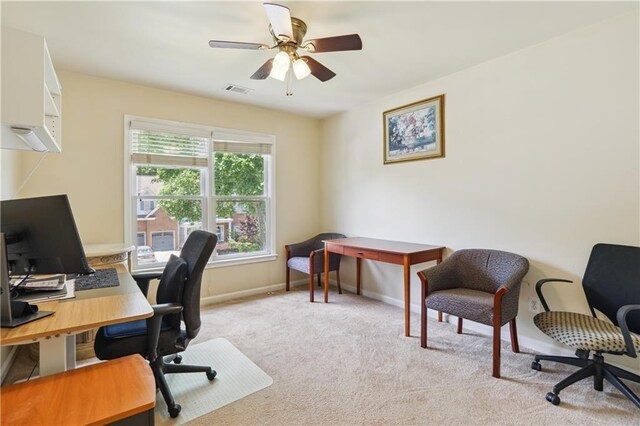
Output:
[213, 128, 273, 155]
[130, 122, 209, 167]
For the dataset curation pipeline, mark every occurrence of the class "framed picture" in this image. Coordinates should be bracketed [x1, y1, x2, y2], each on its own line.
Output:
[383, 94, 445, 164]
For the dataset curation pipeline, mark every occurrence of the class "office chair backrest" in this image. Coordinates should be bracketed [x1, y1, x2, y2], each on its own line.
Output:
[156, 254, 188, 330]
[454, 249, 529, 294]
[179, 230, 217, 339]
[583, 243, 640, 333]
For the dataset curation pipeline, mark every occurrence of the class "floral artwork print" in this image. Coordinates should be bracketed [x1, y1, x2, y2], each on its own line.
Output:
[387, 106, 436, 154]
[383, 95, 444, 164]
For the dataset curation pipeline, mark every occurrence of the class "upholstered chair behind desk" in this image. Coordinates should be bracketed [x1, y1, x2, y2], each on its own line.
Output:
[285, 233, 346, 302]
[417, 249, 529, 378]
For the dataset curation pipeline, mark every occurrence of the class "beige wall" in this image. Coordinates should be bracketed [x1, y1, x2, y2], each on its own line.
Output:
[12, 71, 323, 296]
[320, 12, 639, 365]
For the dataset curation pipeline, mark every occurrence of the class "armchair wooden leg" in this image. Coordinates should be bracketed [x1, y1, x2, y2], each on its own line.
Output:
[420, 275, 428, 348]
[286, 266, 290, 291]
[457, 317, 463, 334]
[509, 319, 519, 353]
[438, 311, 443, 322]
[493, 323, 501, 378]
[336, 270, 342, 294]
[309, 273, 315, 303]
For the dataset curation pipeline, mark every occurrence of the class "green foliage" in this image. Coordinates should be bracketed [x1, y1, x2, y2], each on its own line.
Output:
[135, 152, 265, 226]
[226, 240, 260, 253]
[214, 152, 264, 218]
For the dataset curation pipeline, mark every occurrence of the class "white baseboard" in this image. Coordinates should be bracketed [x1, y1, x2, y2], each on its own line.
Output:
[1, 346, 19, 384]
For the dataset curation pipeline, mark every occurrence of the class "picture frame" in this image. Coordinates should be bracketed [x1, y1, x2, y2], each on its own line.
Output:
[383, 94, 445, 164]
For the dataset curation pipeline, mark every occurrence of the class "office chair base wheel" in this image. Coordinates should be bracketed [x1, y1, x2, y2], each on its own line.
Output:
[207, 370, 217, 381]
[546, 392, 560, 405]
[168, 403, 182, 418]
[173, 355, 182, 364]
[531, 361, 542, 371]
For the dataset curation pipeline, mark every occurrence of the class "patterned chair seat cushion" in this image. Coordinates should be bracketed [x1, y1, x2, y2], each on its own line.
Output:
[288, 256, 310, 274]
[534, 311, 640, 353]
[426, 288, 495, 326]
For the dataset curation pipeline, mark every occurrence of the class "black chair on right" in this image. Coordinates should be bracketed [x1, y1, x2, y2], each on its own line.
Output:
[532, 243, 640, 409]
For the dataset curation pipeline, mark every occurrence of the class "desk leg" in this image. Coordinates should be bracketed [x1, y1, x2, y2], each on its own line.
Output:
[404, 256, 410, 337]
[356, 258, 361, 295]
[39, 336, 67, 376]
[324, 247, 329, 303]
[66, 334, 76, 369]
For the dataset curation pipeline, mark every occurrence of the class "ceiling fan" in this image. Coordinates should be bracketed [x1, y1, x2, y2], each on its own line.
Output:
[209, 3, 362, 93]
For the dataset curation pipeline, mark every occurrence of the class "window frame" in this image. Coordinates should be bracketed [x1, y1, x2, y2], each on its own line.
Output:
[124, 115, 277, 272]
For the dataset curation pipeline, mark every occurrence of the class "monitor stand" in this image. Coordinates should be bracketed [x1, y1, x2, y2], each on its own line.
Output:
[1, 233, 54, 328]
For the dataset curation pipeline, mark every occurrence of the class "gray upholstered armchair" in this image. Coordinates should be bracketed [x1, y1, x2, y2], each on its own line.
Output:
[417, 249, 529, 378]
[285, 233, 346, 302]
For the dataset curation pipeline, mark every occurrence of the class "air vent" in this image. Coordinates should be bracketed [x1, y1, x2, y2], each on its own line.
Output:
[224, 84, 253, 95]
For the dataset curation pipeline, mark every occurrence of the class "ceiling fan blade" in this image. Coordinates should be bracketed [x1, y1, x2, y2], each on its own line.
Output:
[264, 3, 293, 41]
[302, 34, 363, 53]
[301, 56, 336, 82]
[250, 58, 274, 80]
[209, 40, 268, 50]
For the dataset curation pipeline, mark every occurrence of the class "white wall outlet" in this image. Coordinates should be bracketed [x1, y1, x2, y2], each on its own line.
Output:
[528, 296, 542, 313]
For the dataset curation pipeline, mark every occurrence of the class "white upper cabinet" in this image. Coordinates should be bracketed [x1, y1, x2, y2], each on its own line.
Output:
[1, 27, 62, 153]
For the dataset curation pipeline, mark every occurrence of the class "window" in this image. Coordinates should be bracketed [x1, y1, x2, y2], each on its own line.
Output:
[125, 116, 275, 270]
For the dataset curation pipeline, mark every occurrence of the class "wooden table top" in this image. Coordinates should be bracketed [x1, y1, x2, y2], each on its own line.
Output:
[0, 265, 153, 346]
[325, 237, 444, 255]
[1, 354, 155, 425]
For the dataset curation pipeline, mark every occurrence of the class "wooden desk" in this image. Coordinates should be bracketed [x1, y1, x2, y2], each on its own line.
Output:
[0, 264, 153, 376]
[1, 354, 156, 425]
[324, 237, 444, 336]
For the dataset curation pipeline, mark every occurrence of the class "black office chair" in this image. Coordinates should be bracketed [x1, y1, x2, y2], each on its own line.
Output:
[531, 243, 640, 409]
[94, 230, 217, 418]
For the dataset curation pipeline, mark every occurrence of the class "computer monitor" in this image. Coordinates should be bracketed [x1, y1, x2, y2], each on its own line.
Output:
[1, 232, 54, 327]
[1, 194, 93, 276]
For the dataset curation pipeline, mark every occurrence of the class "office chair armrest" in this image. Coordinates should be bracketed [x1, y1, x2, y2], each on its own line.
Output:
[617, 304, 640, 358]
[146, 303, 184, 362]
[131, 271, 164, 297]
[535, 278, 573, 312]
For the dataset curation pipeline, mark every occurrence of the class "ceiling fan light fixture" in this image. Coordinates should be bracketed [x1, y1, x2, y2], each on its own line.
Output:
[273, 51, 291, 70]
[293, 58, 311, 80]
[269, 64, 288, 81]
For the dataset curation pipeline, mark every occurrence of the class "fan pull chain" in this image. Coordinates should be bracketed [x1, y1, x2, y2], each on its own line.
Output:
[286, 68, 293, 96]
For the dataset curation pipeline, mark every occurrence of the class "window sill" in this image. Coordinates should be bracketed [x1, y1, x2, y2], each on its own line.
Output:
[132, 254, 278, 274]
[206, 253, 278, 269]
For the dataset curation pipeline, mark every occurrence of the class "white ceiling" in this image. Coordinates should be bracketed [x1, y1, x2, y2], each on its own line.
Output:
[2, 1, 637, 118]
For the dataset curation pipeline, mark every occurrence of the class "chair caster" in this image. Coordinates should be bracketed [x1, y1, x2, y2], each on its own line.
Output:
[207, 370, 217, 381]
[546, 392, 560, 405]
[531, 361, 541, 371]
[173, 355, 182, 364]
[168, 403, 182, 418]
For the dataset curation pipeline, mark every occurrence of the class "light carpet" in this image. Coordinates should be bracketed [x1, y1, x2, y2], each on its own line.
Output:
[155, 338, 273, 425]
[188, 287, 639, 425]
